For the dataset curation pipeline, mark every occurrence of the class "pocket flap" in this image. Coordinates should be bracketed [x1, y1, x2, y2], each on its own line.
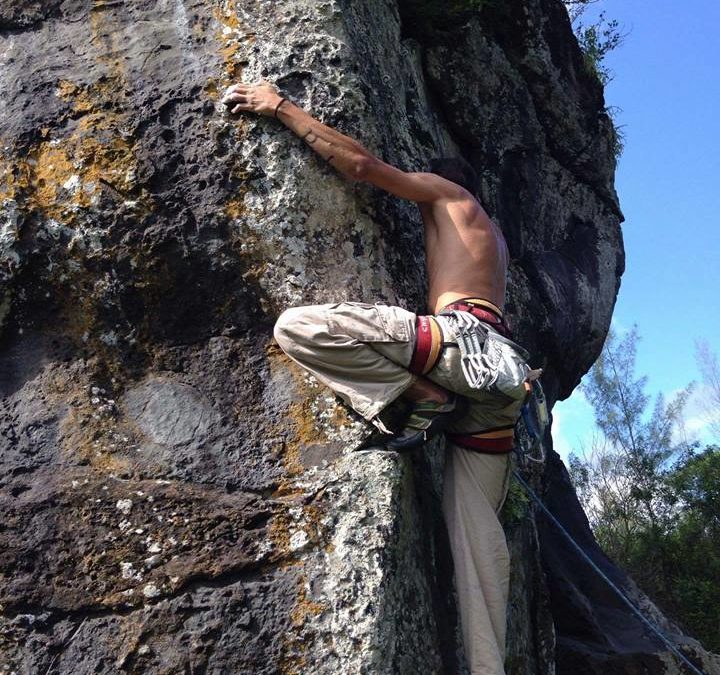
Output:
[326, 303, 410, 342]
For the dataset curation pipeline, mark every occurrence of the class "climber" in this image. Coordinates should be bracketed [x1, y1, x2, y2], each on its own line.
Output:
[223, 80, 532, 675]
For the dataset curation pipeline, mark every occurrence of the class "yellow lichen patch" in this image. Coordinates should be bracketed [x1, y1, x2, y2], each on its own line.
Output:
[268, 509, 292, 553]
[290, 579, 326, 627]
[279, 575, 327, 674]
[219, 42, 243, 83]
[289, 398, 329, 448]
[329, 401, 354, 429]
[58, 75, 127, 118]
[278, 651, 306, 675]
[213, 1, 252, 90]
[2, 132, 136, 222]
[224, 196, 245, 220]
[1, 75, 146, 224]
[57, 79, 96, 114]
[264, 344, 331, 478]
[54, 378, 129, 474]
[8, 3, 141, 220]
[204, 77, 220, 101]
[215, 2, 242, 31]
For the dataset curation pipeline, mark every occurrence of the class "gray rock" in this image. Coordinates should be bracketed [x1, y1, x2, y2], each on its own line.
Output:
[122, 376, 221, 447]
[1, 0, 717, 674]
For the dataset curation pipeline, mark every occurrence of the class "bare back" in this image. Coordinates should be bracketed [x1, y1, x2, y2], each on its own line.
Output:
[420, 196, 508, 315]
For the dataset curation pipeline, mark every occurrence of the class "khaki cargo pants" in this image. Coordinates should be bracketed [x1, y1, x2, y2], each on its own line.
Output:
[274, 302, 512, 675]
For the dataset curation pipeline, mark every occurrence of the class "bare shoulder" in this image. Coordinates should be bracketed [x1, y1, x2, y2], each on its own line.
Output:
[398, 171, 470, 203]
[433, 187, 488, 225]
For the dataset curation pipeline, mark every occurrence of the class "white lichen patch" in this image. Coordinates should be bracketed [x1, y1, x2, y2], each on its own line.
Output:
[143, 583, 161, 598]
[120, 562, 141, 581]
[62, 174, 81, 193]
[289, 530, 310, 552]
[0, 199, 21, 278]
[100, 331, 119, 346]
[116, 499, 133, 515]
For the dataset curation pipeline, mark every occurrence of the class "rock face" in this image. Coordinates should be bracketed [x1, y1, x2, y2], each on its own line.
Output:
[0, 1, 717, 674]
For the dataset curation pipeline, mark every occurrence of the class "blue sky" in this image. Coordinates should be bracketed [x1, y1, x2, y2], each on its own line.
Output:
[553, 0, 720, 460]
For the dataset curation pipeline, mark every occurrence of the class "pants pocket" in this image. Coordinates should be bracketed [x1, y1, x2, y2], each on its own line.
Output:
[326, 302, 411, 342]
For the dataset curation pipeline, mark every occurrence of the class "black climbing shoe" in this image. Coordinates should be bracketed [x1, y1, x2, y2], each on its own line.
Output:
[386, 395, 465, 452]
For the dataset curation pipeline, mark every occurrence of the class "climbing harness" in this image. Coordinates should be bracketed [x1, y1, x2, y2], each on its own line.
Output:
[414, 303, 543, 455]
[408, 315, 444, 376]
[512, 471, 707, 675]
[409, 297, 512, 378]
[407, 306, 704, 673]
[441, 297, 512, 338]
[447, 424, 517, 453]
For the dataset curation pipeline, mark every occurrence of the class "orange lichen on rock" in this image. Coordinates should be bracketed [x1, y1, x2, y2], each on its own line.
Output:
[265, 344, 331, 478]
[47, 365, 131, 474]
[224, 196, 246, 221]
[268, 509, 292, 554]
[1, 76, 142, 224]
[213, 1, 253, 90]
[290, 578, 326, 627]
[57, 79, 97, 114]
[279, 575, 327, 675]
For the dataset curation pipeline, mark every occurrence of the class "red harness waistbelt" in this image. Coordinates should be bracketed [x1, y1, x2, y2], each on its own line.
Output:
[446, 426, 516, 454]
[409, 315, 443, 375]
[441, 297, 512, 339]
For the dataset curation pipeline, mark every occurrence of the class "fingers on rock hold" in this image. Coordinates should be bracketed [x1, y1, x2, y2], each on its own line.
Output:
[222, 83, 246, 100]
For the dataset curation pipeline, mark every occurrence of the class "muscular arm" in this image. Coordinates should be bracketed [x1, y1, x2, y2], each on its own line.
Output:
[222, 82, 462, 203]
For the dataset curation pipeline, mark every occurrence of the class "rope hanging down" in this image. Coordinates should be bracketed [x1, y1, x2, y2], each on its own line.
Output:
[512, 471, 707, 675]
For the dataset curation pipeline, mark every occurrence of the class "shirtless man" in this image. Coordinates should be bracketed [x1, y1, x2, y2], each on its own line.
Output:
[224, 81, 525, 674]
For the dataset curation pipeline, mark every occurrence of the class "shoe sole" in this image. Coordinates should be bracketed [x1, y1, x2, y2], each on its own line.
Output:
[386, 397, 467, 452]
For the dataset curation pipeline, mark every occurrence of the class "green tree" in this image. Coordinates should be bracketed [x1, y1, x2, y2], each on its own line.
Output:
[570, 328, 690, 598]
[663, 447, 720, 651]
[569, 329, 720, 651]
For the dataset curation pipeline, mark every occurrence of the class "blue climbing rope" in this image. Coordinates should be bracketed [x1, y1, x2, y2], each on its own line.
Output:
[512, 470, 707, 675]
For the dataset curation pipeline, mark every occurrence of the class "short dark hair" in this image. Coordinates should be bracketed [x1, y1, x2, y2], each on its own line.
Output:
[428, 157, 478, 195]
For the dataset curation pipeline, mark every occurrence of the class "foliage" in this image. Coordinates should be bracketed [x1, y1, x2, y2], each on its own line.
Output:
[573, 10, 624, 86]
[501, 475, 530, 527]
[605, 105, 626, 163]
[563, 2, 626, 162]
[569, 328, 720, 651]
[663, 447, 720, 651]
[563, 1, 624, 79]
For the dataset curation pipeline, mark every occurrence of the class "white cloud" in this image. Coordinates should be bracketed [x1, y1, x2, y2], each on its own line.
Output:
[552, 405, 573, 460]
[674, 383, 720, 446]
[610, 314, 629, 336]
[551, 388, 597, 462]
